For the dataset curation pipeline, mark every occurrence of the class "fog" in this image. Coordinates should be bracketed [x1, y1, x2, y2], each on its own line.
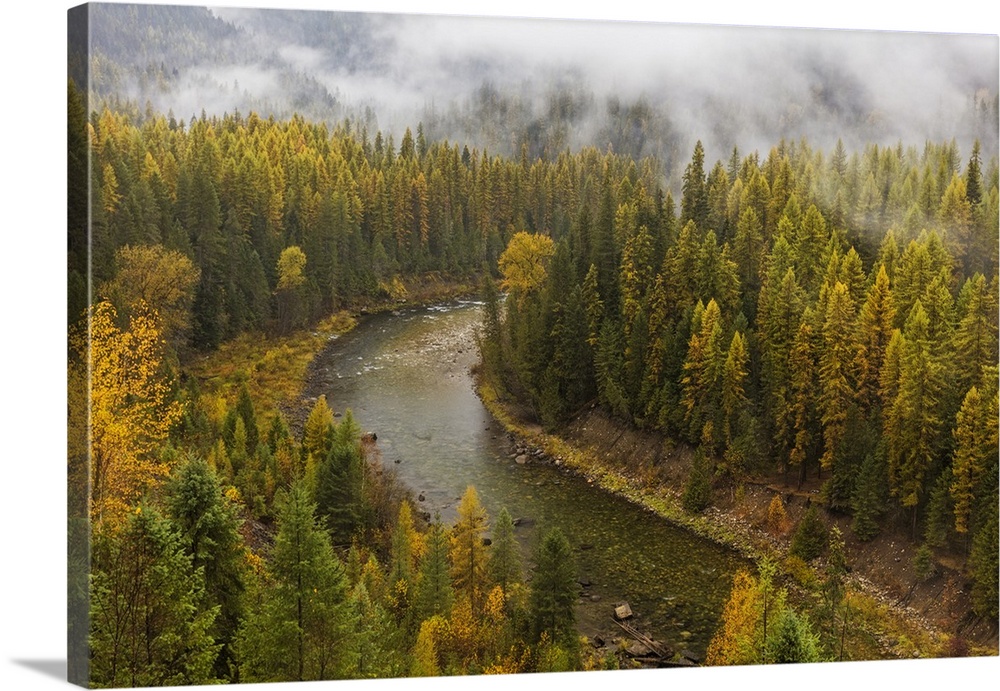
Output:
[88, 3, 998, 174]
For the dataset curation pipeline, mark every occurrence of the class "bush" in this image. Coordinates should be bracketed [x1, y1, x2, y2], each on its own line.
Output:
[767, 495, 789, 535]
[912, 544, 936, 582]
[682, 447, 713, 513]
[790, 505, 828, 561]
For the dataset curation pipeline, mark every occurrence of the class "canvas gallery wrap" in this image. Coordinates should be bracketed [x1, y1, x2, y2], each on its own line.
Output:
[67, 2, 999, 687]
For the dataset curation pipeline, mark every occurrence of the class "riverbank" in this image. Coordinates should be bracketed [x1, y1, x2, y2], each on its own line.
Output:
[185, 272, 479, 420]
[474, 376, 998, 662]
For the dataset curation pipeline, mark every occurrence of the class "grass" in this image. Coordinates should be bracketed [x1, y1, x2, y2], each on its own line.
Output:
[185, 310, 358, 415]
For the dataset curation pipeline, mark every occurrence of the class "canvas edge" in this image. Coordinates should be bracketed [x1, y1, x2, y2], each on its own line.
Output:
[68, 3, 92, 688]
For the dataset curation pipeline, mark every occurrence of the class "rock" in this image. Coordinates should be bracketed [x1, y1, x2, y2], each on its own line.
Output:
[680, 649, 701, 663]
[579, 543, 595, 551]
[593, 636, 605, 648]
[614, 603, 633, 620]
[625, 643, 651, 657]
[515, 454, 528, 465]
[590, 595, 601, 602]
[482, 537, 492, 546]
[679, 631, 692, 640]
[578, 577, 592, 587]
[418, 493, 426, 502]
[394, 459, 401, 464]
[512, 517, 535, 528]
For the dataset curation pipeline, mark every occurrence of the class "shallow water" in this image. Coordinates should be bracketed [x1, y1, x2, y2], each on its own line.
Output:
[314, 300, 746, 655]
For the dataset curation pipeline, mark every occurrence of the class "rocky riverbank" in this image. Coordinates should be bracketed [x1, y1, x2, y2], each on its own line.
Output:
[474, 378, 998, 660]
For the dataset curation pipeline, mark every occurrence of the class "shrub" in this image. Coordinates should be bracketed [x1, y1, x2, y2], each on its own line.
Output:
[790, 505, 828, 561]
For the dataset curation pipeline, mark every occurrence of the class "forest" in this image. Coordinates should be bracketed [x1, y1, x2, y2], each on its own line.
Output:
[68, 56, 998, 684]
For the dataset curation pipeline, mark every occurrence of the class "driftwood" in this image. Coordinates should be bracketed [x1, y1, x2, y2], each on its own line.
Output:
[614, 619, 670, 659]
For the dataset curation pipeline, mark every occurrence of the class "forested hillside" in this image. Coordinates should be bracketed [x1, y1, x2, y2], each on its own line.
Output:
[68, 43, 998, 680]
[478, 135, 1000, 623]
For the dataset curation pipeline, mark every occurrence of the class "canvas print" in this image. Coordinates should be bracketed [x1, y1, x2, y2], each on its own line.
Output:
[67, 2, 999, 687]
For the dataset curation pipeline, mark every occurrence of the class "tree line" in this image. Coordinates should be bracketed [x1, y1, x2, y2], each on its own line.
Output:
[480, 138, 999, 622]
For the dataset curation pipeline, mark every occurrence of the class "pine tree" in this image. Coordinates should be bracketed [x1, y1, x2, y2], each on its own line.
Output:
[90, 506, 219, 688]
[790, 505, 828, 561]
[855, 265, 896, 415]
[415, 513, 455, 622]
[952, 274, 999, 400]
[788, 317, 820, 485]
[681, 140, 708, 230]
[165, 457, 246, 678]
[681, 299, 725, 446]
[238, 481, 355, 682]
[819, 282, 858, 471]
[885, 302, 944, 533]
[315, 410, 366, 545]
[852, 451, 888, 541]
[529, 528, 578, 650]
[966, 139, 983, 207]
[721, 331, 749, 447]
[387, 501, 421, 619]
[302, 395, 335, 465]
[950, 386, 998, 534]
[682, 446, 714, 513]
[450, 486, 490, 614]
[487, 507, 523, 596]
[765, 610, 821, 664]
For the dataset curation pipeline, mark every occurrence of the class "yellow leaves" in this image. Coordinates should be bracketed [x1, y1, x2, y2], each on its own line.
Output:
[100, 163, 121, 215]
[498, 232, 555, 299]
[704, 569, 762, 666]
[276, 245, 307, 290]
[73, 300, 182, 530]
[100, 244, 200, 344]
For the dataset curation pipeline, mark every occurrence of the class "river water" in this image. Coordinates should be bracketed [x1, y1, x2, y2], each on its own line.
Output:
[310, 300, 746, 657]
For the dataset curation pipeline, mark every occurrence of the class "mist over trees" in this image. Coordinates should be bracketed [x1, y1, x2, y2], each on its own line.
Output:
[85, 4, 998, 181]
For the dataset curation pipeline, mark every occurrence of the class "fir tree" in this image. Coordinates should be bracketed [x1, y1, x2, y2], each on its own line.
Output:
[415, 513, 455, 622]
[529, 528, 578, 651]
[487, 507, 523, 596]
[165, 457, 246, 678]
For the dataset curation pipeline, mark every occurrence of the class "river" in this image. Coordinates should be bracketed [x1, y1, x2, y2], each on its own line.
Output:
[308, 299, 746, 658]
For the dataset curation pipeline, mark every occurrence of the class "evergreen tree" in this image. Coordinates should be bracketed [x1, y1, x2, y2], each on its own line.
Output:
[681, 140, 708, 231]
[852, 451, 888, 541]
[487, 506, 523, 596]
[529, 528, 578, 651]
[950, 385, 998, 534]
[90, 506, 219, 688]
[315, 410, 365, 545]
[165, 457, 246, 679]
[855, 265, 896, 415]
[238, 481, 355, 682]
[682, 446, 714, 513]
[765, 610, 821, 664]
[819, 282, 858, 471]
[790, 505, 828, 561]
[414, 513, 455, 622]
[885, 302, 944, 533]
[721, 331, 750, 447]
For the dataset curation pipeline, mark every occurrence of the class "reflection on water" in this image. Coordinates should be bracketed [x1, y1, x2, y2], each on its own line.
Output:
[316, 301, 745, 655]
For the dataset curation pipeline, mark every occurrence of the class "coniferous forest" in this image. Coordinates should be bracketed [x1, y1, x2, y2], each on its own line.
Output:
[66, 4, 999, 688]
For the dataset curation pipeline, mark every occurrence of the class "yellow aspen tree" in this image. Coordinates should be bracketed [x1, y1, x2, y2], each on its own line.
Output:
[72, 300, 182, 528]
